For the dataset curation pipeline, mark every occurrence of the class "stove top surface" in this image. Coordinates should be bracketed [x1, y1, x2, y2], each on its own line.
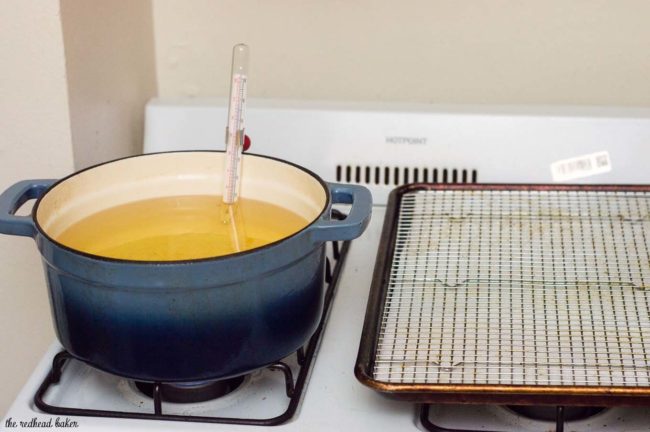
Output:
[4, 207, 650, 431]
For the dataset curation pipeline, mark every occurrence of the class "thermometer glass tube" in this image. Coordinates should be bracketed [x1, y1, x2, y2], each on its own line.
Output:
[223, 44, 249, 204]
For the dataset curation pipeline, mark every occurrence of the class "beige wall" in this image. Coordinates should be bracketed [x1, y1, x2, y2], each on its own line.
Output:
[153, 0, 650, 106]
[61, 0, 158, 169]
[0, 0, 74, 416]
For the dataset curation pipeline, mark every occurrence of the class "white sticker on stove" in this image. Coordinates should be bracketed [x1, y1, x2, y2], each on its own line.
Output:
[550, 151, 612, 182]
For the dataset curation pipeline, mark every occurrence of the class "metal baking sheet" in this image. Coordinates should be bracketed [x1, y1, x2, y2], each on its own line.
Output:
[356, 184, 650, 405]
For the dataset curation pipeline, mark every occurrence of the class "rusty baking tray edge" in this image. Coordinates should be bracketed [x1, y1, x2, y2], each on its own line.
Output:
[354, 182, 650, 407]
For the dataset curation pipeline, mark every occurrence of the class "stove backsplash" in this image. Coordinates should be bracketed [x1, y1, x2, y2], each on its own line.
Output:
[144, 99, 650, 204]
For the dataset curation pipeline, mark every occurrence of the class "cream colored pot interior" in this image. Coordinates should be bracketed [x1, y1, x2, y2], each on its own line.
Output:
[36, 152, 328, 239]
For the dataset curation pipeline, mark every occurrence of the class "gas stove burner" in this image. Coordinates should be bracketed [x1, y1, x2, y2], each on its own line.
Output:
[134, 376, 245, 403]
[507, 405, 607, 422]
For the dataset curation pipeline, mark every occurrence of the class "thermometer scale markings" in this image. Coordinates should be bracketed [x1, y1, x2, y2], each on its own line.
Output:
[223, 44, 249, 205]
[224, 73, 247, 203]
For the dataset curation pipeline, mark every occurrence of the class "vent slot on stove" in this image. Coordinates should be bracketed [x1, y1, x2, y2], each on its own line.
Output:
[335, 165, 478, 186]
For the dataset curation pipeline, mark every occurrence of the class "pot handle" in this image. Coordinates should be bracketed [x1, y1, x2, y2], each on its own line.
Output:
[309, 182, 372, 242]
[0, 179, 55, 237]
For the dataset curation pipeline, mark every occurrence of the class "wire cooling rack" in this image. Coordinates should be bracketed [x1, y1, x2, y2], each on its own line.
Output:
[357, 185, 650, 404]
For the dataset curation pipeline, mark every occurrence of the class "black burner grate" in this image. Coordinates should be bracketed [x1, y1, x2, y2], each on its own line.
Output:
[419, 404, 606, 432]
[33, 238, 349, 426]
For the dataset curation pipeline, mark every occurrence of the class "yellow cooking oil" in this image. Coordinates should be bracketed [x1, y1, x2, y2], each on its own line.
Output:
[55, 195, 310, 261]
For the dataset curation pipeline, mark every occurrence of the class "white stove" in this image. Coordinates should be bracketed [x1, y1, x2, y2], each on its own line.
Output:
[5, 99, 650, 431]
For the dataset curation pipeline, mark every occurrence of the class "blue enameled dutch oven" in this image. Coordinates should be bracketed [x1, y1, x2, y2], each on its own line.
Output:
[0, 151, 372, 382]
